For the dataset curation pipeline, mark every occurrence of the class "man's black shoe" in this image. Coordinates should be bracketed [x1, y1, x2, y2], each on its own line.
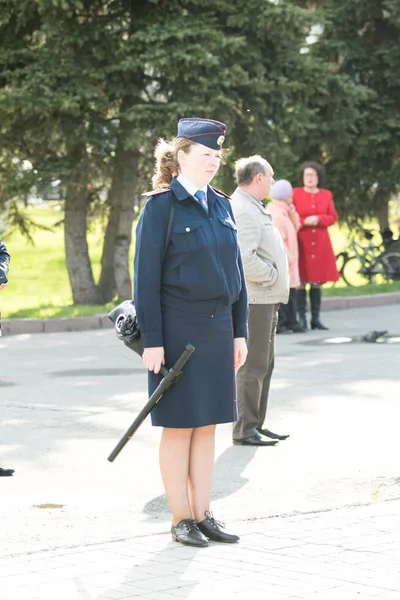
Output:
[171, 519, 209, 547]
[257, 427, 290, 441]
[0, 467, 14, 477]
[197, 511, 239, 543]
[233, 434, 278, 447]
[291, 323, 305, 333]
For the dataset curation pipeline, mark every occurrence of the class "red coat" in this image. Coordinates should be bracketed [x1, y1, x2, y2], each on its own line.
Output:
[292, 188, 339, 283]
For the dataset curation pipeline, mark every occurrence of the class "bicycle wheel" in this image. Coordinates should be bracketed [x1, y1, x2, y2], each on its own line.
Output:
[336, 252, 348, 274]
[375, 251, 400, 282]
[341, 257, 370, 287]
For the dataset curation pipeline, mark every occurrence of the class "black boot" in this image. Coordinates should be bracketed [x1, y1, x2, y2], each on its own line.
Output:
[0, 467, 14, 477]
[297, 288, 308, 330]
[310, 287, 328, 330]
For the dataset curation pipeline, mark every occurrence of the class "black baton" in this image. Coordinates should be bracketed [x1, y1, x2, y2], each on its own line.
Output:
[107, 343, 195, 462]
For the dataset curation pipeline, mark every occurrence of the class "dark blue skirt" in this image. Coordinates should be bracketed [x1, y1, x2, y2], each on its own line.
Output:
[148, 300, 237, 428]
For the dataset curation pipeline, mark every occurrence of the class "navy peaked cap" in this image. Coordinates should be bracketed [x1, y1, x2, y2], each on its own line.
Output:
[177, 117, 227, 150]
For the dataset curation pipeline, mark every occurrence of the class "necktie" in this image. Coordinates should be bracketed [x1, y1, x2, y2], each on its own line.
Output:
[194, 190, 208, 213]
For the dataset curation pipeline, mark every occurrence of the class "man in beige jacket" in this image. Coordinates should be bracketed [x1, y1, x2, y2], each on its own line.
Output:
[231, 156, 290, 446]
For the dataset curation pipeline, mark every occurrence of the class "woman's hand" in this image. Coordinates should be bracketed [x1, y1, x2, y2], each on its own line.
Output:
[234, 338, 248, 370]
[142, 347, 165, 374]
[304, 215, 319, 226]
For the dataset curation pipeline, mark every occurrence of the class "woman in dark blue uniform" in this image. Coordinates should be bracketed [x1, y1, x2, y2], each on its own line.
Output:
[0, 239, 14, 477]
[134, 118, 248, 547]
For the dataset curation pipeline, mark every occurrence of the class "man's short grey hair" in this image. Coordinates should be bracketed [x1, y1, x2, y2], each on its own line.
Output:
[235, 155, 273, 186]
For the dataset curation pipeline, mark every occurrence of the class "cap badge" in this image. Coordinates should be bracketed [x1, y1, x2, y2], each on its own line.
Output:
[217, 135, 225, 147]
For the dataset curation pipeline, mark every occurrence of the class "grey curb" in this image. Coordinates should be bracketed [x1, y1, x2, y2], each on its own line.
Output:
[321, 291, 400, 310]
[2, 314, 113, 336]
[2, 292, 400, 337]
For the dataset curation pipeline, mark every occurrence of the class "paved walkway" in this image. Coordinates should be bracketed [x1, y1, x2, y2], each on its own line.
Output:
[1, 304, 400, 599]
[1, 499, 400, 600]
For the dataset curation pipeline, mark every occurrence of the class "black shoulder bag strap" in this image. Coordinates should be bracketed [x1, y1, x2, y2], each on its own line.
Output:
[162, 194, 175, 262]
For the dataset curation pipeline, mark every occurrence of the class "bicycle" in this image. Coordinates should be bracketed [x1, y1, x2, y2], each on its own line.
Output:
[336, 229, 400, 287]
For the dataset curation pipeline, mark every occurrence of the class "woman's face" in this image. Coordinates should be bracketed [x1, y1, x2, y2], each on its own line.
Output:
[303, 167, 319, 189]
[178, 143, 222, 187]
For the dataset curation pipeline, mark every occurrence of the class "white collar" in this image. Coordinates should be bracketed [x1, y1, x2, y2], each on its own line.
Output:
[177, 174, 208, 199]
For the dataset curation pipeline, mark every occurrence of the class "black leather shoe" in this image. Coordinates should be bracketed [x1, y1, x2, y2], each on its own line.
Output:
[197, 512, 239, 543]
[291, 323, 305, 333]
[233, 434, 278, 446]
[257, 427, 290, 441]
[171, 519, 209, 547]
[0, 467, 14, 477]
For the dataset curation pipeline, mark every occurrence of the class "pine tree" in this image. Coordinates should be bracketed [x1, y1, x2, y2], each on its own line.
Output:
[300, 0, 400, 230]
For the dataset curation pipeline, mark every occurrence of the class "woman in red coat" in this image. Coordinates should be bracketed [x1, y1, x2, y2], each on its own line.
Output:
[292, 162, 339, 330]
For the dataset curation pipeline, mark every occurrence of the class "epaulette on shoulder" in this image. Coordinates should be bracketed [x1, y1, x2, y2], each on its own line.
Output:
[142, 188, 170, 197]
[210, 186, 231, 200]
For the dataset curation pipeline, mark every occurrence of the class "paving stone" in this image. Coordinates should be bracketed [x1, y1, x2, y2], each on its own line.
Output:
[2, 305, 400, 599]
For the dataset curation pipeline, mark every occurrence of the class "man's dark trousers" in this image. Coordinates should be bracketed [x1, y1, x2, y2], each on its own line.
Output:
[233, 303, 279, 441]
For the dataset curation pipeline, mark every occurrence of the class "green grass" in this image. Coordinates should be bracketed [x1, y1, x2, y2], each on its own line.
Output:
[1, 204, 399, 319]
[1, 203, 130, 319]
[323, 281, 400, 297]
[5, 302, 121, 319]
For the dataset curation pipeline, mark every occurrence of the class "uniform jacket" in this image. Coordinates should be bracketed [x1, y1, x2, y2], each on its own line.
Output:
[230, 187, 289, 304]
[134, 177, 248, 348]
[0, 240, 10, 285]
[292, 188, 339, 283]
[267, 200, 301, 288]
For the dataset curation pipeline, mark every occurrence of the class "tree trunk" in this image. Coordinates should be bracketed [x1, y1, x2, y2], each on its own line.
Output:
[98, 204, 118, 302]
[219, 163, 235, 196]
[375, 188, 395, 248]
[98, 126, 139, 301]
[114, 149, 139, 299]
[64, 150, 103, 305]
[375, 188, 390, 233]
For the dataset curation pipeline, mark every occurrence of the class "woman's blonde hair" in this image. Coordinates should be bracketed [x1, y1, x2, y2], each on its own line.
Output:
[152, 137, 195, 190]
